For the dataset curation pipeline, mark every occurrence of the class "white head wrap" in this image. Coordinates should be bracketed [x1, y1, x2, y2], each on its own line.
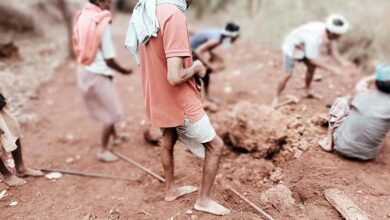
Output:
[326, 14, 349, 35]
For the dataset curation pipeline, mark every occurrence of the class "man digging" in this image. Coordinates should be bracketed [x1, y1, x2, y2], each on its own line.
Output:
[125, 0, 229, 216]
[273, 14, 353, 107]
[190, 22, 240, 101]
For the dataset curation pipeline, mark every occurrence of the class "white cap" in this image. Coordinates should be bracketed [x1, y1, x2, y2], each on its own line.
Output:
[326, 14, 349, 35]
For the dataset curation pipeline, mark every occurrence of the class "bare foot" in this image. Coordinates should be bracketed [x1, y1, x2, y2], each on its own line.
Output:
[17, 168, 44, 177]
[164, 185, 198, 202]
[194, 198, 230, 216]
[4, 175, 27, 187]
[318, 137, 333, 152]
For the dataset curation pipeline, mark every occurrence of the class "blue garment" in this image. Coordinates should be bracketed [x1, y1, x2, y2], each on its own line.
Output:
[190, 29, 223, 51]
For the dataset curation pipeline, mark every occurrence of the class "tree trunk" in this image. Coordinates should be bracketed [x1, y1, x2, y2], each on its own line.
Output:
[57, 0, 75, 59]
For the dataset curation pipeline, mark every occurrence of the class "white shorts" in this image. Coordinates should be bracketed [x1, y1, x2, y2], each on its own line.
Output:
[176, 114, 216, 159]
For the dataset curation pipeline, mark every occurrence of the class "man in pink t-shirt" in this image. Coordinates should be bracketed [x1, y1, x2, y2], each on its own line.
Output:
[131, 0, 229, 216]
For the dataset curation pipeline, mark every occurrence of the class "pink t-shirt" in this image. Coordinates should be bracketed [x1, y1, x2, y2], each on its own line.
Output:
[139, 3, 205, 128]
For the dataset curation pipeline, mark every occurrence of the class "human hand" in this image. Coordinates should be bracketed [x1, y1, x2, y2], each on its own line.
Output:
[210, 63, 225, 72]
[194, 60, 207, 78]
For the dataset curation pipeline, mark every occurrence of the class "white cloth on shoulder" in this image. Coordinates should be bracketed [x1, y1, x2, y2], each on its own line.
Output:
[124, 0, 187, 65]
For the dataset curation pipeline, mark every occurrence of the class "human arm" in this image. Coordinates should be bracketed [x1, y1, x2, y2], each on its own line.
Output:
[194, 40, 223, 71]
[308, 58, 343, 75]
[355, 74, 375, 93]
[330, 41, 353, 67]
[105, 58, 132, 75]
[101, 25, 132, 75]
[167, 59, 206, 86]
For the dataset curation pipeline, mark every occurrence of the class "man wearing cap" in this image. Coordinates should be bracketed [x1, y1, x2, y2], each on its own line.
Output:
[272, 14, 353, 107]
[125, 0, 230, 216]
[190, 23, 240, 100]
[319, 64, 390, 160]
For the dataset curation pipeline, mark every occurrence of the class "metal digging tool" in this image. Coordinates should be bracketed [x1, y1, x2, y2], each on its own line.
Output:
[114, 151, 166, 183]
[38, 168, 135, 181]
[227, 185, 275, 220]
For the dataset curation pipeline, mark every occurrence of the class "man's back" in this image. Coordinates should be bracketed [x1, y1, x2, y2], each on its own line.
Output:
[282, 22, 328, 59]
[334, 91, 390, 160]
[190, 29, 222, 51]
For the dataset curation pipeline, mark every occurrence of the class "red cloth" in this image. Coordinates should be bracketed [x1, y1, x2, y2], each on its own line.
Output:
[73, 3, 112, 65]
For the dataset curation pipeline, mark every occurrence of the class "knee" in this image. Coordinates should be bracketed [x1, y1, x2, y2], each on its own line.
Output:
[281, 74, 292, 83]
[209, 136, 224, 156]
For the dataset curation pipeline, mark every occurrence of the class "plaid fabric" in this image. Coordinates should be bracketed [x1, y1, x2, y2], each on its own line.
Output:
[329, 97, 350, 133]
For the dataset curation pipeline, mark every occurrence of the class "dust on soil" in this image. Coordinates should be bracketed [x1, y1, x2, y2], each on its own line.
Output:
[0, 14, 390, 220]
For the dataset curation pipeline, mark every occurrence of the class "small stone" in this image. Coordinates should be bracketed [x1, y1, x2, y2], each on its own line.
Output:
[108, 209, 120, 220]
[270, 168, 284, 182]
[260, 184, 295, 211]
[9, 201, 18, 206]
[0, 190, 6, 200]
[356, 190, 363, 194]
[185, 209, 193, 215]
[294, 149, 303, 159]
[65, 158, 75, 163]
[314, 74, 323, 81]
[66, 133, 75, 141]
[45, 172, 62, 180]
[224, 85, 233, 94]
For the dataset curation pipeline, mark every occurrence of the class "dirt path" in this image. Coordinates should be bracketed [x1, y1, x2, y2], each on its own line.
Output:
[1, 16, 390, 220]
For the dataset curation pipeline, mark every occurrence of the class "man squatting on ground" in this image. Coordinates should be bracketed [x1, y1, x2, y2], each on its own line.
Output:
[73, 0, 132, 162]
[125, 0, 230, 216]
[190, 23, 240, 100]
[319, 64, 390, 160]
[0, 90, 43, 187]
[273, 14, 353, 107]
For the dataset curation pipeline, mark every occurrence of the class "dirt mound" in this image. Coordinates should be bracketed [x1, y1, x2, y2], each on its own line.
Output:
[260, 184, 295, 211]
[213, 101, 288, 157]
[222, 155, 275, 187]
[212, 101, 328, 159]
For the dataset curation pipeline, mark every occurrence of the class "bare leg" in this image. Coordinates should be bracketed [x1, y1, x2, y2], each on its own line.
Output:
[194, 135, 230, 216]
[96, 124, 118, 162]
[0, 158, 26, 187]
[303, 64, 322, 99]
[161, 128, 177, 192]
[102, 123, 115, 150]
[162, 128, 197, 201]
[272, 73, 292, 107]
[12, 139, 43, 177]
